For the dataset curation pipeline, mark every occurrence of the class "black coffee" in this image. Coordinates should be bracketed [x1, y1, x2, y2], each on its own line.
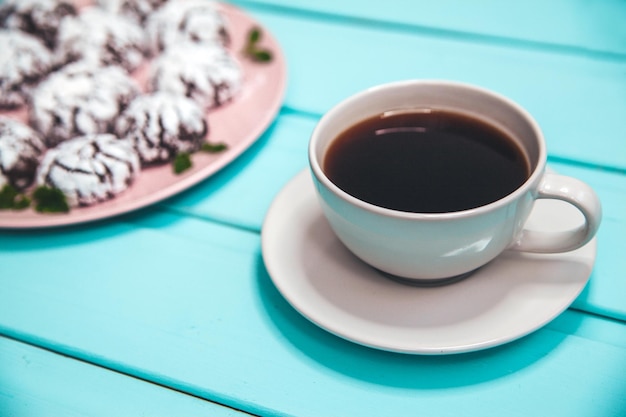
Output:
[323, 109, 530, 213]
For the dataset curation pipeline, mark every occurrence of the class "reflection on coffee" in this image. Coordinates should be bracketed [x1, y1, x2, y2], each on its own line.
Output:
[323, 109, 530, 213]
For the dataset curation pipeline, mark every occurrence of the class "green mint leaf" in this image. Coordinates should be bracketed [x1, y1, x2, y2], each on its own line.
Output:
[201, 142, 228, 153]
[248, 27, 262, 45]
[0, 185, 31, 210]
[0, 185, 17, 209]
[251, 49, 273, 62]
[13, 194, 31, 210]
[0, 185, 19, 209]
[242, 26, 273, 63]
[173, 152, 192, 174]
[33, 186, 70, 213]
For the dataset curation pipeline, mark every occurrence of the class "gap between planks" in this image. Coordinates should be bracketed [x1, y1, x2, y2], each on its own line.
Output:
[230, 0, 626, 63]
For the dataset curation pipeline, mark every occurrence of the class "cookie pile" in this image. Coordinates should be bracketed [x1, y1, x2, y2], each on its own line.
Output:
[0, 0, 243, 208]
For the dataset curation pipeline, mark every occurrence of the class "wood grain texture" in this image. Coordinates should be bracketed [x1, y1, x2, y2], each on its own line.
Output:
[158, 113, 626, 321]
[1, 213, 625, 417]
[232, 7, 626, 169]
[157, 113, 312, 232]
[0, 0, 624, 416]
[230, 0, 626, 57]
[0, 336, 249, 417]
[551, 162, 626, 322]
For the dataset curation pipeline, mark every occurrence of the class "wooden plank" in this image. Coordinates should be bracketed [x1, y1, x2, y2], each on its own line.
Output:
[230, 0, 626, 57]
[549, 162, 626, 322]
[158, 113, 626, 321]
[0, 2, 623, 417]
[159, 114, 310, 232]
[1, 213, 625, 417]
[240, 9, 626, 169]
[0, 336, 248, 417]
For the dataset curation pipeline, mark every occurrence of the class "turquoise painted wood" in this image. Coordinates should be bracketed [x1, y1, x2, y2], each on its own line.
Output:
[552, 163, 626, 321]
[1, 212, 625, 416]
[1, 0, 625, 416]
[228, 8, 626, 169]
[158, 112, 626, 322]
[0, 336, 248, 417]
[231, 0, 626, 57]
[160, 113, 312, 232]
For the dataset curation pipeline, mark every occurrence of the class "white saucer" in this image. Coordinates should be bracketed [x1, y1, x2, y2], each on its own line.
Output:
[261, 170, 596, 354]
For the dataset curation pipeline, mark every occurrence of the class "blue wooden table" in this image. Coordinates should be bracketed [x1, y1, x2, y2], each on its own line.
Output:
[1, 1, 626, 416]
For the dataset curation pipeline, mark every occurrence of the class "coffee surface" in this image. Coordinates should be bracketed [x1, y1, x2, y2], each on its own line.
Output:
[323, 109, 530, 213]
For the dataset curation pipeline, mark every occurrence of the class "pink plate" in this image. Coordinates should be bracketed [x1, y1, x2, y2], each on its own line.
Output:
[0, 3, 287, 228]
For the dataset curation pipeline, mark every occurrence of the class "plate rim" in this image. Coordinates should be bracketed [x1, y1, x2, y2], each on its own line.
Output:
[0, 3, 287, 229]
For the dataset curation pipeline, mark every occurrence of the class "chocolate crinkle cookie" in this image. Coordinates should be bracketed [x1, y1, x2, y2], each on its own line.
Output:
[146, 0, 229, 54]
[0, 0, 76, 50]
[116, 92, 208, 165]
[96, 0, 170, 24]
[29, 62, 140, 148]
[149, 43, 242, 109]
[35, 133, 140, 207]
[0, 30, 54, 109]
[56, 7, 148, 72]
[0, 117, 47, 190]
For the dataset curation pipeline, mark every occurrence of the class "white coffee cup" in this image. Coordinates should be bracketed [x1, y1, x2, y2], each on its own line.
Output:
[308, 80, 602, 284]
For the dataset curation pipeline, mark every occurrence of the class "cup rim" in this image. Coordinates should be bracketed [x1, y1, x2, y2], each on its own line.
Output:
[308, 79, 547, 220]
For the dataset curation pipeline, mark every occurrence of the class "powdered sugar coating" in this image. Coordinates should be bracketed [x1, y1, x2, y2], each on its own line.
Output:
[149, 43, 242, 109]
[146, 0, 229, 54]
[0, 116, 47, 189]
[0, 30, 54, 109]
[56, 7, 148, 71]
[30, 62, 140, 147]
[96, 0, 169, 23]
[116, 92, 208, 165]
[36, 133, 140, 207]
[0, 0, 76, 49]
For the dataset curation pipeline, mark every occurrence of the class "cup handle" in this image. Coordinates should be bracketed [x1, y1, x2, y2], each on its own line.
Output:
[509, 172, 602, 253]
